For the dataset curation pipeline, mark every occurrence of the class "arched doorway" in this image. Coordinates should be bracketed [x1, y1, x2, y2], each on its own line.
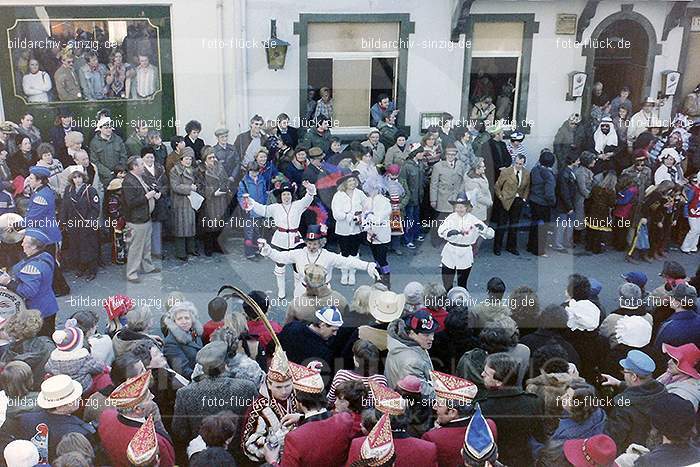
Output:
[592, 20, 648, 107]
[582, 8, 661, 115]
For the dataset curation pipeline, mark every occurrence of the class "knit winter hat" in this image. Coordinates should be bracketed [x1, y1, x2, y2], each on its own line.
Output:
[403, 282, 425, 306]
[618, 283, 642, 309]
[52, 318, 84, 352]
[386, 164, 400, 175]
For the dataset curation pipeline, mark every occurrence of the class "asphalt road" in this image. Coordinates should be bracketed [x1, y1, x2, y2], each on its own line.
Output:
[55, 229, 698, 331]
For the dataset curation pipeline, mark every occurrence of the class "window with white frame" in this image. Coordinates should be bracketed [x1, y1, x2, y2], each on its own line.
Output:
[306, 22, 399, 130]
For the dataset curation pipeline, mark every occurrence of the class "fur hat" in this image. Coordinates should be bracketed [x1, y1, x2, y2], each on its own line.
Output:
[403, 282, 425, 306]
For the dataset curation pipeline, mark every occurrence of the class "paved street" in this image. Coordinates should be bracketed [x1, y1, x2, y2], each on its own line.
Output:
[56, 227, 698, 330]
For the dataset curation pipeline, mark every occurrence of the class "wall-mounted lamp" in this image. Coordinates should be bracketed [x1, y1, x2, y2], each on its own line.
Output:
[566, 71, 587, 101]
[658, 70, 681, 100]
[264, 19, 289, 71]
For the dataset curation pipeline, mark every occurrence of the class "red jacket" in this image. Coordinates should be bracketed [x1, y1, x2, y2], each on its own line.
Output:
[98, 409, 175, 467]
[422, 424, 467, 467]
[422, 418, 497, 467]
[281, 411, 360, 467]
[248, 319, 282, 349]
[345, 433, 438, 467]
[202, 320, 225, 344]
[426, 307, 448, 330]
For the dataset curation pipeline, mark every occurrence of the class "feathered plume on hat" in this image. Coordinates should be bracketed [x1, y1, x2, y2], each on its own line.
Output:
[217, 285, 290, 383]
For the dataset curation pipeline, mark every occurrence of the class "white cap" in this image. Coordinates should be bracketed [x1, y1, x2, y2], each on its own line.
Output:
[95, 116, 112, 130]
[615, 316, 652, 348]
[565, 299, 600, 331]
[4, 440, 39, 467]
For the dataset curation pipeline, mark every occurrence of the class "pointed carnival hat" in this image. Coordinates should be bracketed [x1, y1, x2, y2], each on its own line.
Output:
[430, 370, 478, 404]
[108, 370, 152, 409]
[288, 361, 324, 394]
[369, 381, 406, 416]
[267, 347, 291, 383]
[360, 413, 395, 466]
[127, 414, 159, 466]
[462, 403, 497, 463]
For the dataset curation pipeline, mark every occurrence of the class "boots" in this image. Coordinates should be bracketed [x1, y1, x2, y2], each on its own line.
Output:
[341, 268, 349, 285]
[274, 265, 286, 299]
[348, 267, 356, 286]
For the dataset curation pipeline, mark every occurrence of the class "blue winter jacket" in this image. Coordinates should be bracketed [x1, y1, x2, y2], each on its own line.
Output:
[237, 174, 268, 219]
[8, 251, 59, 318]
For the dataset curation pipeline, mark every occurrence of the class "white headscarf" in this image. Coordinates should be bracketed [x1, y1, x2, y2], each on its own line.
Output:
[593, 117, 619, 153]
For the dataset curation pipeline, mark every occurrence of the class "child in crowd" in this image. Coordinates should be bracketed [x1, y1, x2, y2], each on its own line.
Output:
[384, 164, 408, 254]
[45, 319, 108, 396]
[203, 296, 227, 344]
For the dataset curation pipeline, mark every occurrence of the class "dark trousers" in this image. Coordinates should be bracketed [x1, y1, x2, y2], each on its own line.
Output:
[369, 243, 389, 270]
[174, 236, 196, 258]
[612, 217, 629, 251]
[403, 205, 421, 244]
[337, 233, 362, 257]
[202, 230, 223, 255]
[441, 265, 472, 291]
[586, 228, 605, 254]
[527, 202, 551, 255]
[493, 197, 524, 252]
[243, 214, 261, 257]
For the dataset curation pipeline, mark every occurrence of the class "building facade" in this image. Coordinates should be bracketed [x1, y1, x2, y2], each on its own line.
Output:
[0, 0, 696, 158]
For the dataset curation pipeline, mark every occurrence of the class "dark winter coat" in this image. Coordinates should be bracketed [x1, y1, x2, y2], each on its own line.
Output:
[142, 163, 169, 222]
[563, 328, 608, 382]
[533, 407, 606, 461]
[529, 164, 556, 207]
[480, 138, 511, 191]
[635, 443, 700, 467]
[90, 133, 127, 186]
[277, 320, 337, 372]
[399, 158, 425, 206]
[477, 387, 545, 467]
[121, 172, 151, 224]
[13, 410, 97, 461]
[162, 318, 203, 380]
[604, 379, 668, 454]
[0, 336, 55, 391]
[556, 165, 577, 213]
[112, 328, 160, 357]
[60, 183, 100, 264]
[169, 163, 197, 237]
[171, 374, 257, 448]
[654, 309, 700, 354]
[520, 329, 582, 371]
[586, 185, 616, 231]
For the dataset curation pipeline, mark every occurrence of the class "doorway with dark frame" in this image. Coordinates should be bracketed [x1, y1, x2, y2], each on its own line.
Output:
[591, 19, 649, 113]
